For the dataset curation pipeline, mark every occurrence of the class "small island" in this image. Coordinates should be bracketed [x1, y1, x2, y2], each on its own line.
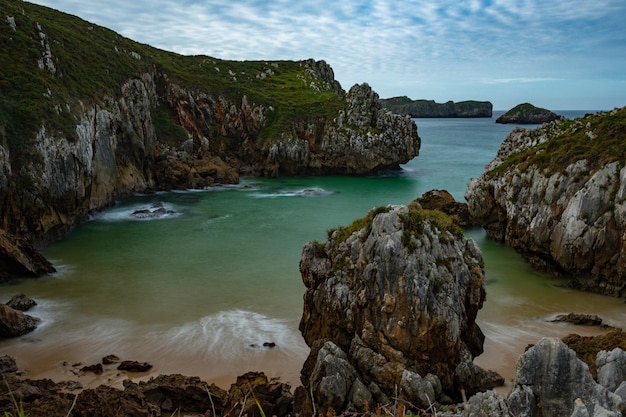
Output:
[496, 103, 560, 124]
[380, 96, 493, 117]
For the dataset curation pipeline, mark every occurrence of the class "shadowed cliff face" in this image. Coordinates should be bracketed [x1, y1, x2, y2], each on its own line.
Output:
[0, 2, 419, 250]
[466, 107, 626, 297]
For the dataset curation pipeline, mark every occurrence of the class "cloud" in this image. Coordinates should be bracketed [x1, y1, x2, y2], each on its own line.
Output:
[25, 0, 626, 109]
[483, 77, 566, 85]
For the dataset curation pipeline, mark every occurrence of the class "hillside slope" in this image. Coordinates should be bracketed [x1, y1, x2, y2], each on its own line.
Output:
[0, 1, 419, 254]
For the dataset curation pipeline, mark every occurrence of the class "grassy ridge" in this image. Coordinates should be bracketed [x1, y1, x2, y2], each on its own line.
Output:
[489, 107, 626, 177]
[0, 0, 345, 157]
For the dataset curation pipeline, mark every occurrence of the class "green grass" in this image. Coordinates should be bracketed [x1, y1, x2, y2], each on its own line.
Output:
[488, 108, 626, 178]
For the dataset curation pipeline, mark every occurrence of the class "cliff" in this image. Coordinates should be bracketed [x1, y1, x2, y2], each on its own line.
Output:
[0, 1, 419, 259]
[298, 200, 501, 411]
[495, 102, 561, 124]
[380, 97, 493, 118]
[466, 107, 626, 297]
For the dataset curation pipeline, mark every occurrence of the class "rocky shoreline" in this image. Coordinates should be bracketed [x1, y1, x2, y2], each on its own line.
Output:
[1, 326, 625, 416]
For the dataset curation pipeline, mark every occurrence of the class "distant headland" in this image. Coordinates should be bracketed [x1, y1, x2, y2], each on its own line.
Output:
[380, 96, 493, 118]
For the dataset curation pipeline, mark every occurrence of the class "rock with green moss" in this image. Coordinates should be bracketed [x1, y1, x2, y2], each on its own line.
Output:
[495, 103, 561, 124]
[466, 107, 626, 297]
[380, 97, 493, 118]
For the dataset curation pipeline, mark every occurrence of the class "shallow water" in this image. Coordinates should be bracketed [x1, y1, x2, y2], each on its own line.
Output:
[2, 111, 624, 392]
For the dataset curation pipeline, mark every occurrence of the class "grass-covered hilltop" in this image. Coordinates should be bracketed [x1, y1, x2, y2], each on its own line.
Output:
[0, 0, 419, 261]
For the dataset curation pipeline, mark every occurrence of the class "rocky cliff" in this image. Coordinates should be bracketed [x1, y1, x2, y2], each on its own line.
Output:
[380, 97, 493, 118]
[0, 2, 419, 268]
[466, 107, 626, 297]
[298, 200, 501, 412]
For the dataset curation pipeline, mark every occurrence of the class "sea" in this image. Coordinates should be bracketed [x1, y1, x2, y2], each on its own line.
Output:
[1, 110, 624, 392]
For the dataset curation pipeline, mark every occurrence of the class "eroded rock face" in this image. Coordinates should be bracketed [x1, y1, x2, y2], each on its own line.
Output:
[466, 108, 626, 297]
[507, 338, 622, 417]
[299, 203, 495, 412]
[265, 83, 420, 176]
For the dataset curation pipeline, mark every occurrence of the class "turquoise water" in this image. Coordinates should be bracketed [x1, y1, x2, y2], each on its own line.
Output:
[1, 111, 624, 390]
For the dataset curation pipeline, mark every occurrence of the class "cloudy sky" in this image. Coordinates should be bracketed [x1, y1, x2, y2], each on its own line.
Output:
[30, 0, 626, 110]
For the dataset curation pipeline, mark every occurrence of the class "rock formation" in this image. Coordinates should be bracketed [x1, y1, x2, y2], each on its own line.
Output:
[0, 2, 419, 278]
[466, 107, 626, 297]
[507, 338, 623, 417]
[380, 97, 493, 118]
[298, 201, 500, 413]
[495, 102, 560, 124]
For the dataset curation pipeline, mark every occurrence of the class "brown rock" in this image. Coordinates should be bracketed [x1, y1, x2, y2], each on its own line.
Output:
[126, 373, 226, 413]
[102, 354, 120, 365]
[550, 313, 608, 327]
[0, 355, 17, 373]
[414, 189, 477, 228]
[0, 229, 55, 278]
[80, 363, 103, 375]
[0, 303, 40, 337]
[6, 294, 37, 311]
[562, 329, 626, 378]
[117, 360, 153, 372]
[223, 372, 293, 417]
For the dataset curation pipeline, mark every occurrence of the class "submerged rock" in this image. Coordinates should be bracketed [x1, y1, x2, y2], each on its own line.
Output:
[299, 202, 498, 413]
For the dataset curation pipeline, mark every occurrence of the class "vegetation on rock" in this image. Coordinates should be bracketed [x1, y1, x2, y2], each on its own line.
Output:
[380, 96, 493, 118]
[495, 102, 560, 124]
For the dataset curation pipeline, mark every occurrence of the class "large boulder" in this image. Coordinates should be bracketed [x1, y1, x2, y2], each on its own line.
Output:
[466, 107, 626, 297]
[507, 338, 622, 417]
[299, 202, 499, 413]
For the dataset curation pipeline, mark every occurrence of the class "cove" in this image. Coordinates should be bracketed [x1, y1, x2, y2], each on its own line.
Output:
[1, 112, 623, 393]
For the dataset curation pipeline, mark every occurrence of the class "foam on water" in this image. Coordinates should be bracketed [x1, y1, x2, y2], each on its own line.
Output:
[154, 309, 308, 361]
[252, 187, 334, 198]
[96, 201, 182, 222]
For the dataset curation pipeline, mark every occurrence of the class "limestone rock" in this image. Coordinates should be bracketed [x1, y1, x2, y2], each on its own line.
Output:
[463, 390, 509, 417]
[597, 347, 626, 392]
[507, 338, 622, 417]
[266, 83, 420, 176]
[466, 107, 626, 297]
[299, 203, 497, 411]
[495, 103, 560, 124]
[0, 303, 40, 337]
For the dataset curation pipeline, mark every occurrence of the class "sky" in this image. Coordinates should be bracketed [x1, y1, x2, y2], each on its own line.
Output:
[28, 0, 626, 110]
